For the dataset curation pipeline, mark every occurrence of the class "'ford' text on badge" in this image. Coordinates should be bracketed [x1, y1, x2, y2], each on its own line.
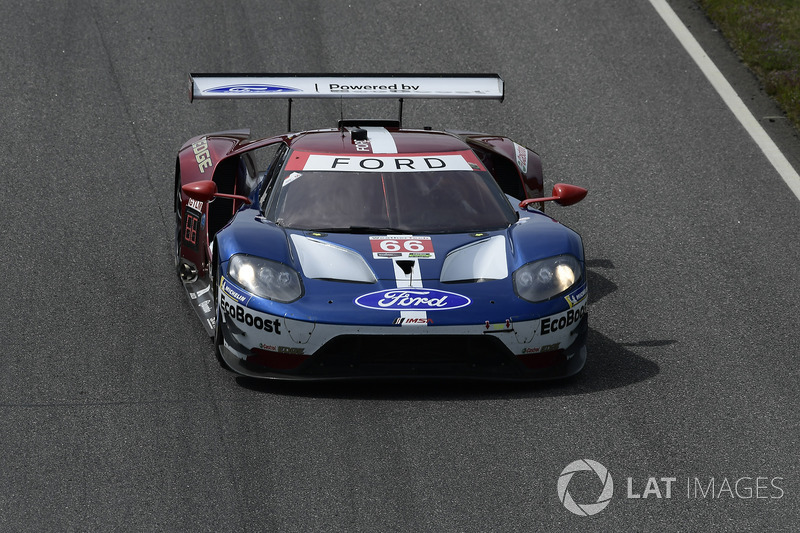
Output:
[205, 84, 301, 94]
[355, 289, 471, 311]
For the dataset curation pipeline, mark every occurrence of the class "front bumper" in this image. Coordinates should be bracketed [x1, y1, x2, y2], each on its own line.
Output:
[217, 291, 588, 381]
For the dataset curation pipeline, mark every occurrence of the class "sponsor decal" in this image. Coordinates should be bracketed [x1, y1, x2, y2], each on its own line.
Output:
[329, 82, 419, 92]
[220, 294, 282, 334]
[220, 278, 251, 306]
[393, 317, 433, 326]
[191, 137, 212, 173]
[278, 346, 305, 355]
[303, 154, 473, 172]
[370, 236, 435, 259]
[540, 302, 587, 335]
[189, 285, 211, 300]
[205, 83, 301, 94]
[513, 142, 528, 174]
[520, 343, 559, 355]
[355, 288, 471, 311]
[284, 172, 302, 186]
[354, 139, 371, 152]
[188, 198, 203, 211]
[565, 285, 588, 308]
[284, 150, 485, 172]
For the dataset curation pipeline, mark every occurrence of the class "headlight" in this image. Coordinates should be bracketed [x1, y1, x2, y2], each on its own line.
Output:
[227, 254, 303, 303]
[513, 254, 582, 303]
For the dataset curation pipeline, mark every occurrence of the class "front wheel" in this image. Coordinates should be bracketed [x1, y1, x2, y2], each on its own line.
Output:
[213, 314, 229, 370]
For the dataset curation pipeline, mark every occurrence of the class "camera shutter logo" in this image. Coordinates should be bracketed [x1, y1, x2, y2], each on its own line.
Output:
[557, 459, 614, 516]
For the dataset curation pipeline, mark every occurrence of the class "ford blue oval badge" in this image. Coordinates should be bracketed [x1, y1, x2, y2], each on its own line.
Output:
[354, 288, 471, 311]
[205, 84, 301, 94]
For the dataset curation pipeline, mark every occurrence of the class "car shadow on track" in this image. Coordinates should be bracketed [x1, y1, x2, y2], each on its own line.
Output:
[235, 259, 665, 400]
[234, 328, 663, 401]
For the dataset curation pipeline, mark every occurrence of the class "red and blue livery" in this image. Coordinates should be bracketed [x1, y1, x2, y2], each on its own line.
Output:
[175, 74, 588, 380]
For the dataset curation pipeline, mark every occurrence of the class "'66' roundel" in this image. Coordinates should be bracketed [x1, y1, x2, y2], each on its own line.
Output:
[355, 288, 471, 311]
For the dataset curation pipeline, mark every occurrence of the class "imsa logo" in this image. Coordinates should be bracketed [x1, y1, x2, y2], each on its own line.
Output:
[393, 317, 433, 326]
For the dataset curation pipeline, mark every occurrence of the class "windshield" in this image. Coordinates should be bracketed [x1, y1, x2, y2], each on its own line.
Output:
[269, 151, 517, 233]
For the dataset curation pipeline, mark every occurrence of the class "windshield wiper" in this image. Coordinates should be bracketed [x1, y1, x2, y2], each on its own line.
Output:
[310, 226, 409, 235]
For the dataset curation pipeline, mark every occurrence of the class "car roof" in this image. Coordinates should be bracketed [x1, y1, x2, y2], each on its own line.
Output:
[286, 127, 473, 155]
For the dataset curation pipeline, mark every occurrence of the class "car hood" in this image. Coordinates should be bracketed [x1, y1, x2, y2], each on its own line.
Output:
[289, 231, 511, 283]
[217, 208, 583, 281]
[215, 208, 584, 325]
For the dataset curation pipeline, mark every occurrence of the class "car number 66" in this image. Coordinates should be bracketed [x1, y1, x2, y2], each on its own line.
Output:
[380, 239, 425, 252]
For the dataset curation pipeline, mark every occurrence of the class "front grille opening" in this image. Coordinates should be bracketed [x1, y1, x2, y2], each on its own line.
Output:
[313, 335, 513, 367]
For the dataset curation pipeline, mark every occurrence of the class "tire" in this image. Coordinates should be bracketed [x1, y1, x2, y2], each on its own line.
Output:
[213, 313, 229, 369]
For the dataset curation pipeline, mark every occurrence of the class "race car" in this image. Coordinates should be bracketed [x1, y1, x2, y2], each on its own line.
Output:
[175, 74, 588, 380]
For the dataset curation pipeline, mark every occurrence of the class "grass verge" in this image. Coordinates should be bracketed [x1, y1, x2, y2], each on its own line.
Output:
[699, 0, 800, 130]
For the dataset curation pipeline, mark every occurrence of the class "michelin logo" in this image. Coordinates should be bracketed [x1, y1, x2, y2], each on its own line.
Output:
[565, 285, 588, 308]
[220, 278, 251, 306]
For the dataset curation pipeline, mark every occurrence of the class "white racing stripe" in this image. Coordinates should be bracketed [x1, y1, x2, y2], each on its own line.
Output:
[364, 127, 428, 326]
[360, 127, 427, 325]
[363, 127, 398, 154]
[649, 0, 800, 201]
[393, 258, 428, 325]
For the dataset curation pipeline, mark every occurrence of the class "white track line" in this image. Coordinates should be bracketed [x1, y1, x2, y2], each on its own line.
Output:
[649, 0, 800, 201]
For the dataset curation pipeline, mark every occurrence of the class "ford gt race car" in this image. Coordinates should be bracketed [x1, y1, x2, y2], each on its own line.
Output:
[175, 74, 588, 380]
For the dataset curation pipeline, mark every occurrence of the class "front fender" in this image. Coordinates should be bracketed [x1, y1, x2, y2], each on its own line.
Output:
[176, 130, 250, 279]
[508, 211, 585, 268]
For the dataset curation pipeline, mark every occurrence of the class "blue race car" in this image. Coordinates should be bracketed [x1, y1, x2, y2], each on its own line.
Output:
[176, 74, 588, 380]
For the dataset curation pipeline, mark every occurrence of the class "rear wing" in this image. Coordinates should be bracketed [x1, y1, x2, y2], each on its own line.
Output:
[189, 73, 504, 129]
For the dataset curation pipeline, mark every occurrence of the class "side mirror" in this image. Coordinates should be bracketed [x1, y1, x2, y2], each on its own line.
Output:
[181, 180, 252, 205]
[182, 180, 218, 203]
[519, 183, 587, 210]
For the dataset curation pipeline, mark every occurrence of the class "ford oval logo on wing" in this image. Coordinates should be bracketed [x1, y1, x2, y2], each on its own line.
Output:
[204, 84, 301, 94]
[354, 288, 471, 311]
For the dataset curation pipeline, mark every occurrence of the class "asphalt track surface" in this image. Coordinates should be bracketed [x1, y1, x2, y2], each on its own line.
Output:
[2, 1, 799, 531]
